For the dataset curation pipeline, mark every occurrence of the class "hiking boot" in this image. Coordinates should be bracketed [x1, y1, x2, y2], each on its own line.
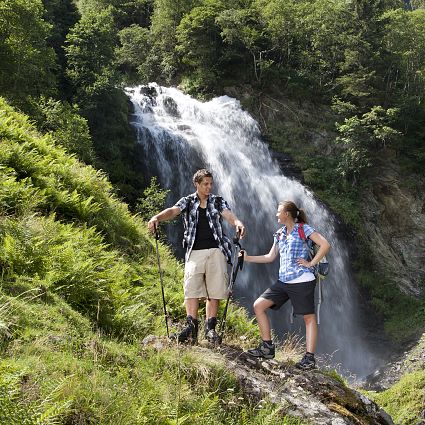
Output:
[247, 341, 275, 359]
[176, 315, 198, 344]
[205, 317, 222, 344]
[295, 353, 316, 370]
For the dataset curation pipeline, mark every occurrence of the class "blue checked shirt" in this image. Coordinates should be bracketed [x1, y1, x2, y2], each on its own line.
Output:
[175, 193, 233, 263]
[274, 223, 316, 283]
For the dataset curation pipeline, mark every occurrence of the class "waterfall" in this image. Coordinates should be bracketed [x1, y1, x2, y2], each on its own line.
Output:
[126, 83, 379, 378]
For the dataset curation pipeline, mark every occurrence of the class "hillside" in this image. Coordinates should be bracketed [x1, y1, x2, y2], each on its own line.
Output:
[0, 95, 405, 425]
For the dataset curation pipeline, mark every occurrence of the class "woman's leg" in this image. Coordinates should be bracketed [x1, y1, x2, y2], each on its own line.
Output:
[253, 297, 275, 340]
[304, 313, 317, 353]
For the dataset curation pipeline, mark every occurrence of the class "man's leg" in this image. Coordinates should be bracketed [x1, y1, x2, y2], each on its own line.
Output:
[204, 249, 227, 343]
[186, 298, 200, 319]
[205, 298, 218, 318]
[178, 250, 206, 343]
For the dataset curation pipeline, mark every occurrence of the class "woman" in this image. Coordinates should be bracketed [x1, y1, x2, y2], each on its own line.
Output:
[243, 201, 330, 370]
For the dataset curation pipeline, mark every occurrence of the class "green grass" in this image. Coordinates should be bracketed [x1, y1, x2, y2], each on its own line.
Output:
[367, 370, 425, 425]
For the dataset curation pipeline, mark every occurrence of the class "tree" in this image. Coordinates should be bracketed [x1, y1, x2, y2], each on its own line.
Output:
[0, 0, 57, 105]
[176, 2, 226, 92]
[41, 0, 80, 99]
[217, 8, 272, 83]
[64, 7, 119, 109]
[147, 0, 197, 83]
[116, 25, 150, 84]
[136, 176, 170, 221]
[335, 106, 401, 185]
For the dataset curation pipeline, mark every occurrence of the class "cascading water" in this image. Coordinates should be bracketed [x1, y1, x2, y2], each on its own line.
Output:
[126, 83, 380, 378]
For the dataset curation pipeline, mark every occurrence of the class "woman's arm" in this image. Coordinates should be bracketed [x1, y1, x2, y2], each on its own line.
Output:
[242, 243, 278, 264]
[297, 231, 331, 267]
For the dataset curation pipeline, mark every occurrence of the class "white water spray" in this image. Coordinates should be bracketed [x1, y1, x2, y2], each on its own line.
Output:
[127, 84, 379, 378]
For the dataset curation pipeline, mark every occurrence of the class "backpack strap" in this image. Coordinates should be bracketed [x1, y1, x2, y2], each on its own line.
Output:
[297, 222, 307, 242]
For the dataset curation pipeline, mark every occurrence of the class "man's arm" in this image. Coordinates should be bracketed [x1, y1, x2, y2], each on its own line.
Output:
[221, 209, 246, 238]
[148, 206, 181, 233]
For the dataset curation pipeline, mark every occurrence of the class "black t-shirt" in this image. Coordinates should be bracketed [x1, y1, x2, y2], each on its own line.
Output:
[192, 207, 218, 250]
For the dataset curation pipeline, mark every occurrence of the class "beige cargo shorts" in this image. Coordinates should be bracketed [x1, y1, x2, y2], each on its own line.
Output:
[184, 248, 229, 300]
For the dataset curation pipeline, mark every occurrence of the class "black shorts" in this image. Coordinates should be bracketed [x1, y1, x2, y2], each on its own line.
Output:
[260, 279, 316, 315]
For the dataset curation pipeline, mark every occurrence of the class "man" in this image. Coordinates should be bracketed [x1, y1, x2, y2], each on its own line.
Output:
[148, 169, 245, 344]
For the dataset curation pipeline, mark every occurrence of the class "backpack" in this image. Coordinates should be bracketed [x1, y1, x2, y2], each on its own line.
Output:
[297, 223, 329, 278]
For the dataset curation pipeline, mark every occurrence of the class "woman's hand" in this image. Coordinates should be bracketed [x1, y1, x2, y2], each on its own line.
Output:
[297, 258, 312, 268]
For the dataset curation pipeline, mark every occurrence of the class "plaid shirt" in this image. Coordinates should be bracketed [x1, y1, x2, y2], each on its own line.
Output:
[174, 193, 233, 263]
[274, 223, 316, 282]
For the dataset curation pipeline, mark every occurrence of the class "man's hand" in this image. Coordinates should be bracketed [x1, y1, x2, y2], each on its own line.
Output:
[235, 220, 246, 238]
[148, 216, 159, 234]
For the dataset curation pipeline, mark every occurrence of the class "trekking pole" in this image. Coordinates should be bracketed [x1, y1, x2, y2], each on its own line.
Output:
[154, 224, 170, 338]
[219, 231, 245, 341]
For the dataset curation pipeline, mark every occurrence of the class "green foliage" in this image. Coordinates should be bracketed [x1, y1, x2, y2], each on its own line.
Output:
[30, 97, 95, 163]
[41, 0, 80, 96]
[0, 97, 144, 252]
[0, 0, 58, 105]
[147, 0, 196, 83]
[65, 7, 119, 109]
[356, 270, 425, 341]
[176, 2, 226, 93]
[217, 7, 272, 83]
[116, 24, 150, 85]
[136, 176, 170, 221]
[335, 106, 401, 185]
[369, 369, 425, 425]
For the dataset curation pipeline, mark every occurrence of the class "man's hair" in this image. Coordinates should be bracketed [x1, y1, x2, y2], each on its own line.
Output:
[193, 169, 213, 185]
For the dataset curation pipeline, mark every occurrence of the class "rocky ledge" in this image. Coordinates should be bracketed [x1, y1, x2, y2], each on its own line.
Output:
[143, 336, 393, 424]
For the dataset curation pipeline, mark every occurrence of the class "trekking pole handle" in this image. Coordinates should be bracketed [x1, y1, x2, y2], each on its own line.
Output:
[238, 249, 244, 270]
[154, 223, 160, 240]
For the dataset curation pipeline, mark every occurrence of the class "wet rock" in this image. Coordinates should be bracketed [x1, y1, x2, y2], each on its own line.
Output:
[163, 96, 180, 117]
[140, 85, 157, 99]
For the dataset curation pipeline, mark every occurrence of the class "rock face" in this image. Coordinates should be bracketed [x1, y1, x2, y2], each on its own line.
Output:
[362, 162, 425, 297]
